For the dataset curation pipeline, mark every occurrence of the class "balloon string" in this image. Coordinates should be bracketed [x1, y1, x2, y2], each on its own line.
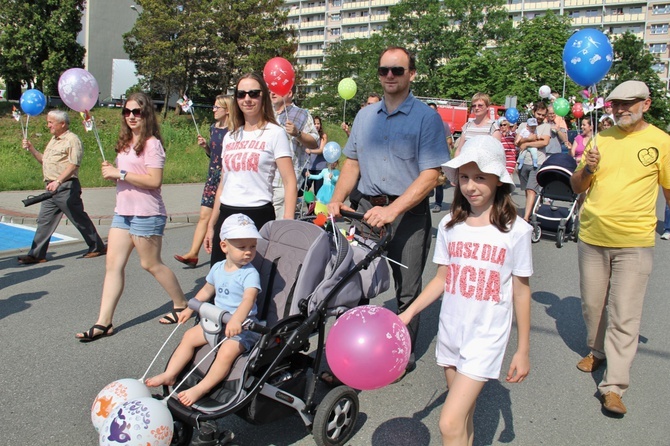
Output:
[19, 115, 26, 139]
[167, 335, 228, 400]
[25, 115, 30, 139]
[189, 108, 201, 137]
[562, 71, 567, 99]
[342, 99, 347, 127]
[90, 116, 106, 162]
[140, 322, 184, 382]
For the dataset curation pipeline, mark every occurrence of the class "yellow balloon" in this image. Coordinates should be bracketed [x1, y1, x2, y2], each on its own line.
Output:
[338, 78, 357, 100]
[314, 201, 329, 216]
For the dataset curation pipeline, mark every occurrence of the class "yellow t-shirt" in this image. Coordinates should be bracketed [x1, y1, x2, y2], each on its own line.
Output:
[578, 124, 670, 247]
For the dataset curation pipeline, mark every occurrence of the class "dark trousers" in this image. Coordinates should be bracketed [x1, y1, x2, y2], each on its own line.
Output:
[434, 185, 444, 206]
[358, 197, 432, 353]
[28, 178, 104, 259]
[210, 202, 275, 267]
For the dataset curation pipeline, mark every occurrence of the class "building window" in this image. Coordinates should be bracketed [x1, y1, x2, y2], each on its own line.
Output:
[331, 13, 340, 20]
[653, 63, 667, 72]
[359, 25, 368, 32]
[611, 7, 623, 15]
[651, 24, 669, 34]
[650, 43, 667, 53]
[331, 28, 340, 35]
[653, 4, 670, 14]
[585, 9, 599, 17]
[568, 10, 580, 18]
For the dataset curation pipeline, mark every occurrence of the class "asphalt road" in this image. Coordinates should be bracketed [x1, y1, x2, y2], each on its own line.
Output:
[1, 188, 670, 445]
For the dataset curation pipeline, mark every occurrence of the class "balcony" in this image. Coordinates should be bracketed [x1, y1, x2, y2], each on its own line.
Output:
[342, 15, 372, 24]
[297, 49, 325, 57]
[299, 33, 327, 42]
[342, 30, 370, 39]
[507, 1, 562, 11]
[369, 12, 390, 22]
[301, 6, 326, 14]
[343, 1, 371, 9]
[370, 0, 397, 6]
[601, 12, 646, 23]
[300, 63, 324, 72]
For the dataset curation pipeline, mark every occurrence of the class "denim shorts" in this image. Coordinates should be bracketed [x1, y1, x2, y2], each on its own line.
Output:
[111, 214, 167, 237]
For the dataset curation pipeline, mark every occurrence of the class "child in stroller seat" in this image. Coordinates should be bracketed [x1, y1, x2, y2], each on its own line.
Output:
[146, 214, 262, 406]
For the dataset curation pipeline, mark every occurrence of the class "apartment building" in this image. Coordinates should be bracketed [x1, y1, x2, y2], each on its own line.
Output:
[288, 0, 670, 92]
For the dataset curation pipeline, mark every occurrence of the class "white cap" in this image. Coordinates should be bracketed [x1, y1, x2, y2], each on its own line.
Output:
[442, 135, 515, 191]
[526, 117, 538, 126]
[219, 214, 262, 240]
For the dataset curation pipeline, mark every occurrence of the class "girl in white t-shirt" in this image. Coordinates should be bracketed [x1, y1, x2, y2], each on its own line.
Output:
[399, 135, 532, 446]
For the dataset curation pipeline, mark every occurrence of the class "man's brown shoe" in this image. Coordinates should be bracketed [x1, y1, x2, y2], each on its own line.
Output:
[576, 353, 605, 372]
[601, 392, 627, 414]
[82, 247, 107, 259]
[17, 255, 47, 265]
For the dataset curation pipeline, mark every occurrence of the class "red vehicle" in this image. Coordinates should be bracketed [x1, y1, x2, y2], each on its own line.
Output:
[417, 96, 506, 136]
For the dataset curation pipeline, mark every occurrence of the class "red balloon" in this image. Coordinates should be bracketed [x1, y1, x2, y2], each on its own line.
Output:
[263, 57, 295, 96]
[572, 102, 584, 119]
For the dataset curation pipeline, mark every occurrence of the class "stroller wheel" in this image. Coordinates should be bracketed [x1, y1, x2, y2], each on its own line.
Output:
[170, 420, 194, 446]
[531, 224, 541, 243]
[313, 386, 359, 446]
[556, 228, 565, 248]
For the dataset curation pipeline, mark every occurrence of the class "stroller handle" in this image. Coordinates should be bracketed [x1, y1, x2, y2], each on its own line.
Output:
[340, 209, 393, 252]
[187, 299, 271, 335]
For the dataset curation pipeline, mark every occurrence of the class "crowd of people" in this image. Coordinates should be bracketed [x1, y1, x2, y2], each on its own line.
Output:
[14, 44, 670, 444]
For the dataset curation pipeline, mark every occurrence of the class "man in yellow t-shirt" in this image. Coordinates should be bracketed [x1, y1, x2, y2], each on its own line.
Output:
[570, 80, 670, 416]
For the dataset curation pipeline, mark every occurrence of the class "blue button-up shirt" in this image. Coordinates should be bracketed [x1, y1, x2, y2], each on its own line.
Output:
[344, 92, 449, 196]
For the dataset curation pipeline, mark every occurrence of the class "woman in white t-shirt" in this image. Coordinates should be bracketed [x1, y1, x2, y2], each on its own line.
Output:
[453, 92, 502, 157]
[399, 135, 532, 446]
[204, 72, 297, 266]
[76, 92, 188, 342]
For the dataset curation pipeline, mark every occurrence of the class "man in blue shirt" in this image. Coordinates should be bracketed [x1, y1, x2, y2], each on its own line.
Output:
[328, 46, 449, 376]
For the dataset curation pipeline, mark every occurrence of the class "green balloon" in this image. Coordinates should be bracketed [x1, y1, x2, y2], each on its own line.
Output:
[338, 78, 357, 100]
[553, 98, 570, 117]
[303, 190, 315, 204]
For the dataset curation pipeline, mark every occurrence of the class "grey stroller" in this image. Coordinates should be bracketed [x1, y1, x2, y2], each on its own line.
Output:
[162, 212, 392, 446]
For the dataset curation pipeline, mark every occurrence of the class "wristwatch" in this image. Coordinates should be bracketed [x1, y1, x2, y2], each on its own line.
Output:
[296, 130, 302, 139]
[119, 170, 127, 181]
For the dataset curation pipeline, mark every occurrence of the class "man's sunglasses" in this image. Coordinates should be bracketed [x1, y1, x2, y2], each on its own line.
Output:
[235, 90, 262, 99]
[122, 108, 142, 117]
[377, 66, 407, 76]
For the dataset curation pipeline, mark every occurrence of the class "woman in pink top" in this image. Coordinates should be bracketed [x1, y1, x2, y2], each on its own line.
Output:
[571, 118, 593, 163]
[76, 92, 188, 342]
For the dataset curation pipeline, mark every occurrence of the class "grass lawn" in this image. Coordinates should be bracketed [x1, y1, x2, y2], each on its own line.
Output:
[0, 102, 349, 192]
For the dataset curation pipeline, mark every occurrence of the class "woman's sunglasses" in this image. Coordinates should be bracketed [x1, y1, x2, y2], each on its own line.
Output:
[122, 108, 142, 118]
[235, 90, 262, 99]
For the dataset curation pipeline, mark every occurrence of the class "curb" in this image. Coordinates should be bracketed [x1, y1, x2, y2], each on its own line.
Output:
[0, 212, 202, 227]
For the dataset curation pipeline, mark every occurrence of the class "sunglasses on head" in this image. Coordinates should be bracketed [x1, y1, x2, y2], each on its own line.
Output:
[235, 89, 262, 99]
[377, 66, 407, 76]
[122, 107, 142, 117]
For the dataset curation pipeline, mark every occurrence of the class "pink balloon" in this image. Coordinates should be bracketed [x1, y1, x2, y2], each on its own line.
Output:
[58, 68, 99, 112]
[572, 102, 584, 119]
[263, 57, 295, 96]
[326, 305, 411, 390]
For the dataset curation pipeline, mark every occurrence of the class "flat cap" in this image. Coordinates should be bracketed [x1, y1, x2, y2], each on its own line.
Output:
[606, 80, 650, 101]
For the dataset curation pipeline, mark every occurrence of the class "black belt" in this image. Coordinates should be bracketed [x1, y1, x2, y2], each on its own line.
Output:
[361, 194, 399, 206]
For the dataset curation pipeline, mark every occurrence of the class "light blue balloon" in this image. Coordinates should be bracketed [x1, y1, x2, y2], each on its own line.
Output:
[505, 107, 519, 124]
[563, 28, 613, 86]
[20, 89, 47, 116]
[323, 141, 342, 163]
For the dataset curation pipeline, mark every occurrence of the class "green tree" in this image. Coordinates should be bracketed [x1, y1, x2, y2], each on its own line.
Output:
[124, 0, 295, 112]
[305, 35, 384, 124]
[0, 0, 85, 99]
[493, 12, 574, 106]
[609, 32, 670, 131]
[383, 0, 512, 95]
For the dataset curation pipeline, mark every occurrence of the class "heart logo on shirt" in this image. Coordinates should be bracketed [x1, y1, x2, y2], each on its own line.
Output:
[638, 147, 659, 166]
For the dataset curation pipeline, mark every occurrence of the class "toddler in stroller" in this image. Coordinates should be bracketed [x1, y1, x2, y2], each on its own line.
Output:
[529, 153, 580, 248]
[157, 212, 392, 446]
[146, 214, 264, 407]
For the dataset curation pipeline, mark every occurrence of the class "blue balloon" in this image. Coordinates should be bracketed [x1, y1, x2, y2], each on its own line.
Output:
[563, 28, 613, 86]
[323, 141, 342, 163]
[505, 107, 519, 124]
[20, 89, 47, 116]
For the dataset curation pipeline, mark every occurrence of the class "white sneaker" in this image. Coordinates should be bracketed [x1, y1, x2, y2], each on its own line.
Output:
[661, 232, 670, 240]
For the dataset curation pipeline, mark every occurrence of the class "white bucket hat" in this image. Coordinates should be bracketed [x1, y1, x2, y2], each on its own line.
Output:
[219, 213, 262, 240]
[442, 135, 515, 192]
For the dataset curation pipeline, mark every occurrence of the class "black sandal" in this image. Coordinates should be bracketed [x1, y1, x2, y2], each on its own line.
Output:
[159, 307, 186, 325]
[77, 324, 114, 343]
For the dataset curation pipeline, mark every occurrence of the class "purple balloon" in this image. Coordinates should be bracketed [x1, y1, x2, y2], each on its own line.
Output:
[58, 68, 99, 112]
[326, 305, 411, 390]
